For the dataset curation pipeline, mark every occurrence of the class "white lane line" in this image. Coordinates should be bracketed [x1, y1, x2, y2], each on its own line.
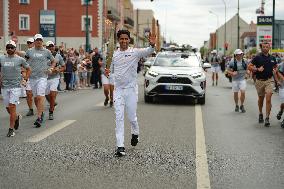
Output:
[26, 120, 76, 143]
[195, 105, 211, 189]
[95, 102, 104, 107]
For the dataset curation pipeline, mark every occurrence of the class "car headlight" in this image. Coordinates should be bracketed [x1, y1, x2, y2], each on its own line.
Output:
[148, 70, 159, 77]
[190, 72, 204, 79]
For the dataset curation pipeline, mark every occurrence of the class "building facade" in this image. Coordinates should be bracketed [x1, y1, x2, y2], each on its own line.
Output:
[0, 0, 101, 51]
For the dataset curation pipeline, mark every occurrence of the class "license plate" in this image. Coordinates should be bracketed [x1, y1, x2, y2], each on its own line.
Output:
[165, 85, 183, 90]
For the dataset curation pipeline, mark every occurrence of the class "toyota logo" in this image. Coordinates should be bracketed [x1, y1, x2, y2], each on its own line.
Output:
[171, 74, 177, 79]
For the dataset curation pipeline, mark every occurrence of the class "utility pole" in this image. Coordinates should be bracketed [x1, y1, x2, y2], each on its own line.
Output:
[136, 9, 139, 47]
[222, 0, 227, 55]
[237, 0, 240, 49]
[272, 0, 275, 49]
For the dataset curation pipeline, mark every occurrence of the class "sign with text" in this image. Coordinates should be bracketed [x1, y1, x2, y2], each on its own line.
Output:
[257, 16, 273, 49]
[40, 10, 56, 37]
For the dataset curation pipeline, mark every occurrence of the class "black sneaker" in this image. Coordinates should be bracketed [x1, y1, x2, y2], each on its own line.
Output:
[109, 101, 113, 107]
[34, 118, 43, 128]
[259, 114, 264, 123]
[216, 81, 218, 86]
[7, 128, 15, 137]
[49, 111, 54, 120]
[235, 105, 239, 112]
[277, 110, 283, 120]
[264, 117, 270, 127]
[240, 105, 246, 113]
[114, 147, 126, 157]
[14, 115, 22, 130]
[281, 120, 284, 128]
[26, 109, 34, 116]
[131, 134, 139, 146]
[104, 98, 109, 106]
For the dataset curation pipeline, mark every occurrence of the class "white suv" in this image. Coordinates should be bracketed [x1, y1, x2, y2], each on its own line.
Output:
[144, 52, 210, 104]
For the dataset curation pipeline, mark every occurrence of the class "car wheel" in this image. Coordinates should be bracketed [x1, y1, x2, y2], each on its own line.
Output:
[198, 95, 205, 105]
[144, 93, 153, 103]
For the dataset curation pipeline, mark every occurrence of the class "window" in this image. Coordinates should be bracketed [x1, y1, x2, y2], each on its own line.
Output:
[19, 0, 30, 4]
[19, 14, 30, 30]
[81, 16, 92, 31]
[81, 0, 93, 5]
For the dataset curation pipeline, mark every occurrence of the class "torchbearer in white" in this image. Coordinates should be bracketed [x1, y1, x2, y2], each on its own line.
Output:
[105, 29, 156, 157]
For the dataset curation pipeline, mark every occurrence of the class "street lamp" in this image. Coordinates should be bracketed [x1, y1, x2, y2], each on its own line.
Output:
[222, 0, 227, 55]
[209, 10, 219, 53]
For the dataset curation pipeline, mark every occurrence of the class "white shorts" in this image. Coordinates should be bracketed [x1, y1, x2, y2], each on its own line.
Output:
[30, 78, 47, 97]
[279, 88, 284, 103]
[232, 80, 246, 92]
[1, 88, 22, 107]
[101, 74, 114, 85]
[45, 78, 59, 95]
[25, 80, 32, 91]
[211, 66, 221, 73]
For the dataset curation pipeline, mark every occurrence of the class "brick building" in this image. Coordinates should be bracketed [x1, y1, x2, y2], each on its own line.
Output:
[0, 0, 102, 51]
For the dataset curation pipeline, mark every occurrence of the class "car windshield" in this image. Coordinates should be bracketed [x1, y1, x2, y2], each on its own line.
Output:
[153, 54, 200, 67]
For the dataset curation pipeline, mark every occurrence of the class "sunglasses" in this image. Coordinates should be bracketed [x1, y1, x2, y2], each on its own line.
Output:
[6, 46, 15, 50]
[27, 42, 33, 44]
[35, 38, 43, 42]
[47, 45, 54, 48]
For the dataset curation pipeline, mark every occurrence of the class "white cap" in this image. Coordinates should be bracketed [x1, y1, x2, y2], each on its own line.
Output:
[6, 40, 16, 48]
[46, 41, 54, 47]
[34, 33, 43, 40]
[211, 50, 217, 54]
[234, 49, 243, 55]
[27, 37, 34, 43]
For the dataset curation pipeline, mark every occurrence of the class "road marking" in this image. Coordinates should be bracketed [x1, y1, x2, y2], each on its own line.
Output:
[195, 105, 211, 189]
[26, 120, 76, 143]
[95, 102, 104, 107]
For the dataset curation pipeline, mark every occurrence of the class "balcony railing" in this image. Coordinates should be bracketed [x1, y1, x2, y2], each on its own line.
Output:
[107, 6, 120, 21]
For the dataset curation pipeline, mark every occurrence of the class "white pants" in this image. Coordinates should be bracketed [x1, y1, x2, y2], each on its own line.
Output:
[232, 80, 246, 92]
[1, 88, 22, 107]
[30, 78, 47, 97]
[45, 78, 59, 95]
[114, 86, 139, 147]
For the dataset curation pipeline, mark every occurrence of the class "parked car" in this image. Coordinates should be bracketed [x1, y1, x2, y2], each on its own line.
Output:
[144, 51, 211, 104]
[143, 57, 155, 75]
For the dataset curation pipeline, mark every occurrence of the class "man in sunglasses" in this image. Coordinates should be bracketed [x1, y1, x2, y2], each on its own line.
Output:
[45, 41, 65, 120]
[0, 40, 31, 137]
[25, 34, 55, 127]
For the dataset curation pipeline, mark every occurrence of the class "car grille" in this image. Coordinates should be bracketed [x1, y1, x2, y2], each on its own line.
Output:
[157, 77, 192, 84]
[149, 85, 198, 95]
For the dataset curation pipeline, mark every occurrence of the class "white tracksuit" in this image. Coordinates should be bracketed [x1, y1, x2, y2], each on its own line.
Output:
[111, 46, 154, 147]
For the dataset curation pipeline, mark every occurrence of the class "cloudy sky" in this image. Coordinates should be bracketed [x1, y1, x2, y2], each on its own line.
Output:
[132, 0, 284, 48]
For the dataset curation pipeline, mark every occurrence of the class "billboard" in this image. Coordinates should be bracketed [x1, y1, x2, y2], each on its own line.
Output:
[40, 10, 56, 37]
[257, 16, 273, 49]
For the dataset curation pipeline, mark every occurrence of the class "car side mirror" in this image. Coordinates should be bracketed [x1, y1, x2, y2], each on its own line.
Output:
[202, 62, 211, 70]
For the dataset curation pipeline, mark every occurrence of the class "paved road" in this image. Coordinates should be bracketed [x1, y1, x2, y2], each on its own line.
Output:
[0, 72, 283, 189]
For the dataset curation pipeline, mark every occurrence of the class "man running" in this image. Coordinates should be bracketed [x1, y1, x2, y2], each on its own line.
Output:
[45, 41, 65, 120]
[248, 42, 278, 126]
[226, 49, 248, 113]
[210, 50, 221, 86]
[106, 29, 156, 157]
[25, 34, 55, 127]
[25, 37, 35, 116]
[101, 59, 114, 107]
[0, 40, 31, 137]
